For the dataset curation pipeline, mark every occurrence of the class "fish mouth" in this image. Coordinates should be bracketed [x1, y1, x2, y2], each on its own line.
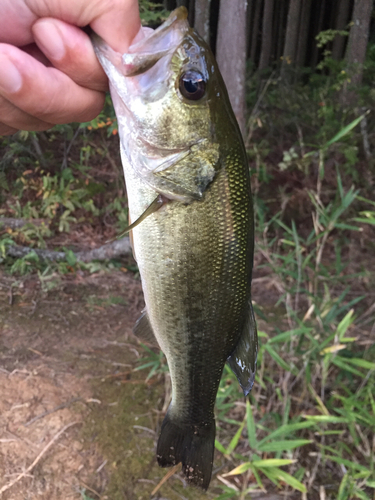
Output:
[92, 8, 191, 120]
[92, 7, 190, 79]
[122, 7, 190, 76]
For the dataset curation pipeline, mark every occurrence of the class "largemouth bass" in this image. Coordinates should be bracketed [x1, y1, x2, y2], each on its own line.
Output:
[92, 7, 257, 490]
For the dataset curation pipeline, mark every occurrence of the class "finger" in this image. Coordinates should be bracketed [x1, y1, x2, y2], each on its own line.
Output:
[0, 1, 36, 45]
[0, 94, 54, 131]
[21, 43, 51, 66]
[89, 0, 141, 52]
[33, 19, 108, 92]
[0, 123, 18, 136]
[26, 0, 141, 53]
[0, 45, 105, 125]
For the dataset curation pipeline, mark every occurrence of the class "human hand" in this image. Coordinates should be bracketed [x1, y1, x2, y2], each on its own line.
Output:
[0, 0, 141, 135]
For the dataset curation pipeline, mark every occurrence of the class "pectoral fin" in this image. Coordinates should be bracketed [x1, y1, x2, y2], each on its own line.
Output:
[133, 311, 159, 347]
[109, 195, 166, 242]
[134, 140, 220, 203]
[153, 146, 218, 201]
[227, 302, 258, 396]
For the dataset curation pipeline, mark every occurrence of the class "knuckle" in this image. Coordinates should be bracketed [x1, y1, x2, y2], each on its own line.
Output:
[0, 95, 53, 132]
[55, 92, 105, 124]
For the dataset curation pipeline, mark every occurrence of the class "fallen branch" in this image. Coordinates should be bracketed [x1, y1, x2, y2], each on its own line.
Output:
[24, 397, 82, 427]
[151, 463, 182, 496]
[5, 236, 132, 262]
[0, 421, 81, 495]
[0, 217, 48, 230]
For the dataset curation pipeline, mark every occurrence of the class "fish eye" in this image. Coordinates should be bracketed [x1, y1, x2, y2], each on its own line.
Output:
[179, 70, 206, 101]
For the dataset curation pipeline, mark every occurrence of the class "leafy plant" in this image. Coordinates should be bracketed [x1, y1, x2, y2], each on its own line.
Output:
[215, 400, 313, 495]
[134, 344, 168, 381]
[139, 0, 169, 25]
[353, 196, 375, 227]
[79, 489, 96, 500]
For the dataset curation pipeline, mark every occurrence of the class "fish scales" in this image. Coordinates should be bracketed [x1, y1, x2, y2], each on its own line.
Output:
[92, 6, 257, 490]
[132, 165, 252, 418]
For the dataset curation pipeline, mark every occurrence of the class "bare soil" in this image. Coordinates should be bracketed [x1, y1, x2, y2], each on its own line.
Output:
[0, 270, 176, 498]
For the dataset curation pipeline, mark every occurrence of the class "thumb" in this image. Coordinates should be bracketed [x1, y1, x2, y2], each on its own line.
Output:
[26, 0, 141, 53]
[89, 0, 141, 52]
[33, 18, 108, 91]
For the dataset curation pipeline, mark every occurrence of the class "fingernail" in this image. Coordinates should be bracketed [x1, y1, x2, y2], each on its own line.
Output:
[0, 56, 22, 93]
[34, 20, 65, 61]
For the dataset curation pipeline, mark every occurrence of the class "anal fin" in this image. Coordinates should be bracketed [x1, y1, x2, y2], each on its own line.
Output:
[227, 301, 258, 396]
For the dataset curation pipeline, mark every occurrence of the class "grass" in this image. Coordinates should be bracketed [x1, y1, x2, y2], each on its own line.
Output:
[211, 141, 375, 496]
[79, 490, 96, 500]
[210, 308, 375, 498]
[214, 155, 375, 498]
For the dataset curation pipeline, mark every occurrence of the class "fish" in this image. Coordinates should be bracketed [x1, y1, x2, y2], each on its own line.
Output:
[92, 6, 257, 490]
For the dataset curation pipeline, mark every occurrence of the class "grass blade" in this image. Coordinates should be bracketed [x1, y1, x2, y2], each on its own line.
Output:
[257, 421, 316, 446]
[252, 459, 297, 468]
[246, 399, 257, 449]
[274, 468, 307, 493]
[258, 439, 312, 452]
[303, 415, 350, 424]
[325, 114, 367, 148]
[226, 420, 245, 455]
[225, 462, 252, 476]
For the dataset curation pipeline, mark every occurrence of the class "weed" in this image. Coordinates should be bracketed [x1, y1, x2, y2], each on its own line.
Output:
[134, 345, 168, 381]
[79, 489, 96, 500]
[86, 294, 127, 310]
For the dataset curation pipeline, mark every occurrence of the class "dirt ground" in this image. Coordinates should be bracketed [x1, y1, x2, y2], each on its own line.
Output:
[0, 263, 293, 500]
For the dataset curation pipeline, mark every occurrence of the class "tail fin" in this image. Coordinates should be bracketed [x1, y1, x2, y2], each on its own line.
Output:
[156, 413, 216, 490]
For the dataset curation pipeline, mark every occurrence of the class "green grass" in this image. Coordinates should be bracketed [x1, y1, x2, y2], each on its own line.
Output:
[79, 490, 96, 500]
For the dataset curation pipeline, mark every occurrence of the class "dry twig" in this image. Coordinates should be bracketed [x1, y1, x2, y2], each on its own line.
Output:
[6, 236, 131, 262]
[23, 397, 82, 427]
[0, 421, 81, 495]
[151, 463, 181, 495]
[79, 480, 102, 499]
[0, 217, 48, 230]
